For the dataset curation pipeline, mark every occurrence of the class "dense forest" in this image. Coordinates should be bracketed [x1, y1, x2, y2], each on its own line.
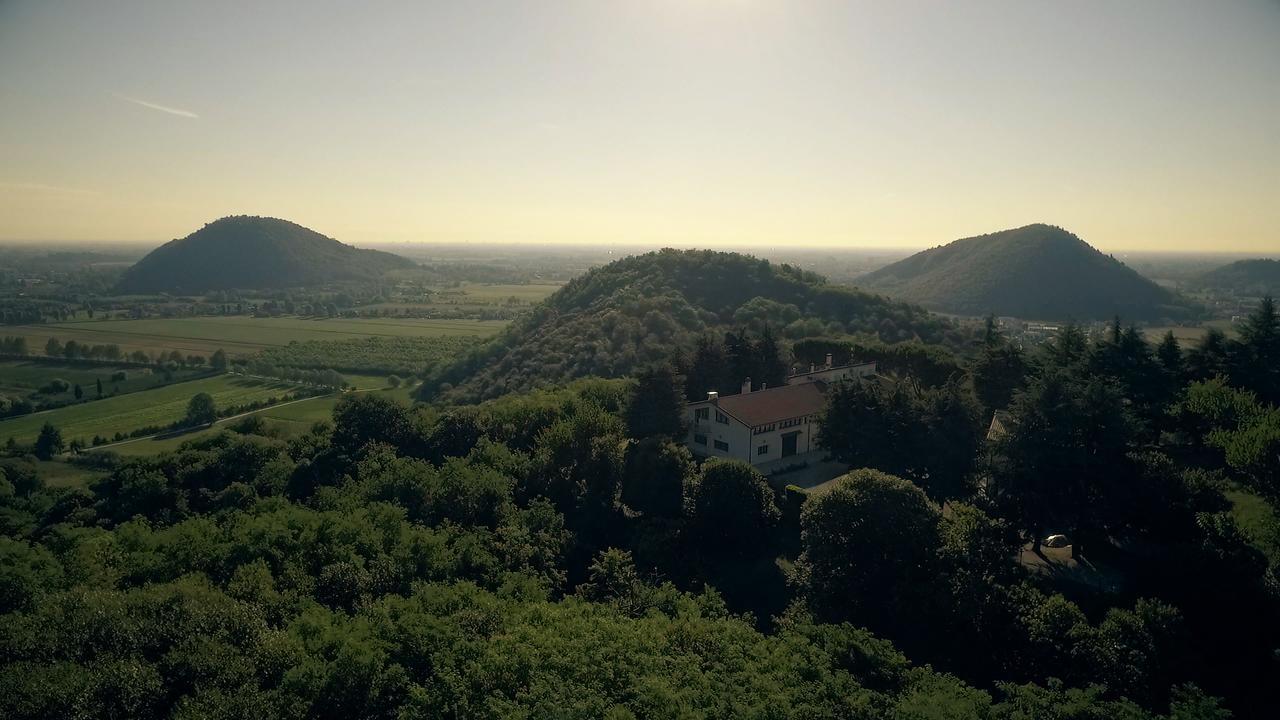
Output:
[3, 293, 1279, 717]
[115, 216, 416, 294]
[858, 224, 1196, 321]
[418, 249, 966, 402]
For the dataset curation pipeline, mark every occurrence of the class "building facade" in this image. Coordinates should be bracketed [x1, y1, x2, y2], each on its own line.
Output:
[683, 360, 876, 467]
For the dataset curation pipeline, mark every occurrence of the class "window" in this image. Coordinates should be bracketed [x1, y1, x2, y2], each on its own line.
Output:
[757, 444, 769, 456]
[694, 433, 707, 446]
[694, 407, 709, 422]
[714, 440, 729, 452]
[715, 411, 729, 425]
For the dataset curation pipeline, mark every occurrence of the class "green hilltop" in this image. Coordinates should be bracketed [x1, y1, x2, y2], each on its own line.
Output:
[1194, 258, 1280, 296]
[115, 215, 415, 294]
[419, 248, 958, 402]
[857, 224, 1194, 321]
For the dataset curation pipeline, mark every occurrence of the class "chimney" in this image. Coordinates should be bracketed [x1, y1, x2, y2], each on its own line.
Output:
[707, 391, 719, 403]
[809, 363, 815, 373]
[761, 382, 767, 391]
[825, 353, 833, 369]
[741, 377, 752, 394]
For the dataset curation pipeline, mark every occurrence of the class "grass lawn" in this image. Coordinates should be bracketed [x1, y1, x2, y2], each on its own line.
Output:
[8, 315, 506, 359]
[0, 374, 299, 446]
[107, 379, 416, 457]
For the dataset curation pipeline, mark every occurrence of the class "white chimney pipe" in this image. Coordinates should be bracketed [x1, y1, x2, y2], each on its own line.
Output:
[741, 377, 752, 394]
[707, 391, 719, 403]
[825, 353, 833, 369]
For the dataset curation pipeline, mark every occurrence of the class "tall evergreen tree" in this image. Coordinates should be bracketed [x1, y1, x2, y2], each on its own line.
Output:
[755, 325, 789, 389]
[1040, 323, 1089, 372]
[33, 422, 63, 460]
[685, 335, 727, 401]
[1233, 296, 1280, 404]
[724, 329, 755, 392]
[625, 365, 686, 439]
[1156, 331, 1184, 378]
[1186, 328, 1231, 381]
[971, 316, 1028, 411]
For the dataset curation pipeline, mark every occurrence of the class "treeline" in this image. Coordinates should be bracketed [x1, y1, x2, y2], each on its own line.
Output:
[33, 337, 231, 371]
[231, 359, 346, 390]
[0, 300, 82, 325]
[680, 328, 789, 398]
[0, 336, 29, 355]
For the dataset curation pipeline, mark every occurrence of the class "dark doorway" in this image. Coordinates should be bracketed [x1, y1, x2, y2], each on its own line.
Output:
[782, 432, 799, 458]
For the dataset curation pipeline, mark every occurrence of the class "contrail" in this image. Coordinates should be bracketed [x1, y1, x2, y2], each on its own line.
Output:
[0, 181, 100, 195]
[114, 93, 198, 118]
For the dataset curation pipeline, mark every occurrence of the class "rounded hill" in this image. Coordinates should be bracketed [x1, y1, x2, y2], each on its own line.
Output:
[418, 248, 956, 402]
[857, 224, 1194, 321]
[115, 216, 415, 293]
[1193, 258, 1280, 296]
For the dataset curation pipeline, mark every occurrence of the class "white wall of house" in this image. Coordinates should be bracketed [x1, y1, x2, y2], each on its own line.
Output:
[685, 402, 752, 463]
[685, 402, 822, 467]
[747, 417, 820, 465]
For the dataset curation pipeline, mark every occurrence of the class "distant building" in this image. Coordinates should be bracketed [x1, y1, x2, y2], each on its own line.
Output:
[683, 356, 876, 468]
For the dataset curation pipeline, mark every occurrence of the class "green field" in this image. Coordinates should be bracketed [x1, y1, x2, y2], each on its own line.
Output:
[108, 377, 415, 457]
[450, 282, 562, 303]
[0, 360, 203, 402]
[1142, 319, 1237, 344]
[8, 315, 507, 359]
[368, 282, 562, 312]
[0, 374, 300, 445]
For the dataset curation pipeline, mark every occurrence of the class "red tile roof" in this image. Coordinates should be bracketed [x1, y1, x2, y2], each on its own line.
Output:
[713, 381, 827, 428]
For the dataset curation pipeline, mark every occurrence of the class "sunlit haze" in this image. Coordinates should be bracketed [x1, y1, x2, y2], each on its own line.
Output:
[2, 0, 1277, 251]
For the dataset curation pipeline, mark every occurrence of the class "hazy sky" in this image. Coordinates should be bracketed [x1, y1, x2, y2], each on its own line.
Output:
[2, 1, 1278, 252]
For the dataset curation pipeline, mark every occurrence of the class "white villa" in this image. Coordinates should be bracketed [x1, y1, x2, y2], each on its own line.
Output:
[684, 356, 876, 468]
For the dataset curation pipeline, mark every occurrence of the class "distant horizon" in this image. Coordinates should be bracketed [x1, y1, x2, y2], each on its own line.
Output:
[3, 1, 1277, 253]
[1, 231, 1276, 260]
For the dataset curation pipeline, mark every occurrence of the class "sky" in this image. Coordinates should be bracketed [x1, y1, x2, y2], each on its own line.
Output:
[1, 0, 1278, 252]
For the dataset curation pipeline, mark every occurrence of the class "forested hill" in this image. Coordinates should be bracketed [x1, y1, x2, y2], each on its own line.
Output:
[1194, 258, 1280, 296]
[419, 248, 955, 402]
[857, 224, 1192, 321]
[115, 216, 415, 293]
